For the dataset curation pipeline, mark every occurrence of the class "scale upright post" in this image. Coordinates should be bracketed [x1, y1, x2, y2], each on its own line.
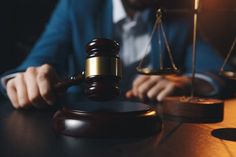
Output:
[158, 0, 224, 123]
[190, 0, 199, 98]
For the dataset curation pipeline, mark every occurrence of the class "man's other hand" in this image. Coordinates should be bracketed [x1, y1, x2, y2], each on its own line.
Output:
[126, 75, 191, 102]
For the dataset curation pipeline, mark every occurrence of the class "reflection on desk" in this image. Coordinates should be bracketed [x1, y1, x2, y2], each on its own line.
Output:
[0, 98, 236, 157]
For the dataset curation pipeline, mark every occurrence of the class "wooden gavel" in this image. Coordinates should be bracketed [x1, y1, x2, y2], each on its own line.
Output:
[54, 38, 122, 101]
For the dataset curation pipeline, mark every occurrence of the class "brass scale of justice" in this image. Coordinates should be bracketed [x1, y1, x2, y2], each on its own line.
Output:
[137, 0, 236, 122]
[53, 0, 236, 138]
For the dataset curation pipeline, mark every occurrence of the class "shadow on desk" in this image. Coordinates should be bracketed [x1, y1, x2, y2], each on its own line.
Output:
[212, 128, 236, 142]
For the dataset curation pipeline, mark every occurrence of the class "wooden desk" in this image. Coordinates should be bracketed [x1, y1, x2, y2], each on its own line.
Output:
[0, 97, 236, 157]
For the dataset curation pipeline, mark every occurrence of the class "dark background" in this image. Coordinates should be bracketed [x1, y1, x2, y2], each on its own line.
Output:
[199, 0, 236, 66]
[0, 0, 235, 74]
[0, 0, 58, 74]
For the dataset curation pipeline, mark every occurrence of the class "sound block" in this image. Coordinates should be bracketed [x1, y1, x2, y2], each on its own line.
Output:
[157, 96, 224, 123]
[52, 101, 162, 138]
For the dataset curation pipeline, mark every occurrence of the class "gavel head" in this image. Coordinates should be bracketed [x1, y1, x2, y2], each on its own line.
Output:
[84, 38, 122, 101]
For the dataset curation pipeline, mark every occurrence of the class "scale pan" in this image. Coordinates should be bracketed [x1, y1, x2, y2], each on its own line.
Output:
[136, 67, 181, 75]
[219, 71, 236, 80]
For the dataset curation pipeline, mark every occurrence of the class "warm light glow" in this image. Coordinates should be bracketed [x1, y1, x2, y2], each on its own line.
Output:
[145, 111, 156, 116]
[194, 0, 200, 10]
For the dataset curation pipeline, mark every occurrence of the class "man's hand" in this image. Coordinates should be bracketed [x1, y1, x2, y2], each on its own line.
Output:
[126, 75, 192, 102]
[6, 64, 59, 109]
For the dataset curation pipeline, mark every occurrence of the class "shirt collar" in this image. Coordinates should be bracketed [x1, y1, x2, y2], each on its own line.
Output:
[112, 0, 127, 24]
[112, 0, 150, 24]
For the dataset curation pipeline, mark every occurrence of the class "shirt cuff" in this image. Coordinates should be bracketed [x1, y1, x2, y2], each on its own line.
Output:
[185, 73, 219, 96]
[1, 73, 19, 89]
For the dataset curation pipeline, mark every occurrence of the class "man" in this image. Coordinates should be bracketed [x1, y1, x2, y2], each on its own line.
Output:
[0, 0, 229, 109]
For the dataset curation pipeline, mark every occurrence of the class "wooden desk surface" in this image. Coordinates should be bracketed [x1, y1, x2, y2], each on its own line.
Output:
[0, 97, 236, 157]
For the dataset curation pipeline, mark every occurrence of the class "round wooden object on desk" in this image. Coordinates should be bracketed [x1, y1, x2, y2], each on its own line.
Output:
[52, 101, 162, 138]
[157, 96, 224, 123]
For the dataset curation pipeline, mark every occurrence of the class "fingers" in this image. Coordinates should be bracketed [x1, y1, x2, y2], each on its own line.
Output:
[146, 79, 171, 100]
[5, 64, 58, 109]
[132, 75, 150, 96]
[128, 75, 162, 101]
[37, 64, 56, 105]
[24, 67, 45, 106]
[136, 76, 162, 100]
[157, 83, 175, 101]
[126, 75, 176, 102]
[6, 79, 19, 109]
[14, 73, 31, 108]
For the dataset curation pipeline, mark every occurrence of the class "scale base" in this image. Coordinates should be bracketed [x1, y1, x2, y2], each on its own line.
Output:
[157, 96, 224, 123]
[52, 101, 162, 138]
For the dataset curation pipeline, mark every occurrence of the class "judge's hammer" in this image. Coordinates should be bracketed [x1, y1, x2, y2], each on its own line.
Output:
[52, 38, 162, 138]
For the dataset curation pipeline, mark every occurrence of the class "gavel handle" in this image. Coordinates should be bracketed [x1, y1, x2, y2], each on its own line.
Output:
[54, 72, 85, 93]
